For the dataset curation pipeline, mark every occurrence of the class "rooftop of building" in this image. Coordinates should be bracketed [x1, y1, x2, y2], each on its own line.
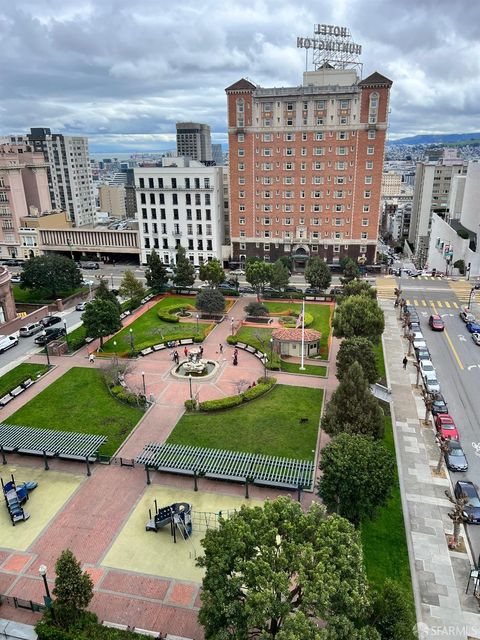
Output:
[272, 328, 322, 343]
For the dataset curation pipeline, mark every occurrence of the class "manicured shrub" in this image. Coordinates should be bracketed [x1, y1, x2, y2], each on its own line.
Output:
[241, 383, 271, 401]
[199, 396, 243, 411]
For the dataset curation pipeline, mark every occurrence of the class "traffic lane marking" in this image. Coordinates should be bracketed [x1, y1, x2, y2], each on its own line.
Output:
[431, 303, 464, 371]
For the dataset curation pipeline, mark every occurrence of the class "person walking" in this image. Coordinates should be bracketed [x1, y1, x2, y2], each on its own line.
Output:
[89, 352, 95, 364]
[233, 354, 238, 366]
[403, 356, 408, 369]
[219, 343, 223, 354]
[184, 346, 188, 358]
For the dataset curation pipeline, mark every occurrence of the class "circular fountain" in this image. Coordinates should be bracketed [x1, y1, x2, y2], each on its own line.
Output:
[170, 347, 220, 380]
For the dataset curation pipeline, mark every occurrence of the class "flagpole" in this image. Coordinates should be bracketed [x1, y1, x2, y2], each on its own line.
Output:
[300, 297, 305, 370]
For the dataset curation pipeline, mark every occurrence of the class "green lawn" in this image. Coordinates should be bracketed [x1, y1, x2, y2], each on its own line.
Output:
[373, 340, 387, 385]
[0, 363, 50, 398]
[102, 296, 214, 354]
[13, 285, 87, 304]
[169, 384, 323, 459]
[8, 367, 144, 456]
[280, 361, 327, 376]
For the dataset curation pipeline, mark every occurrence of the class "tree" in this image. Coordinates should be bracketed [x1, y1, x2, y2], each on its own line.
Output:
[52, 549, 93, 624]
[278, 255, 293, 273]
[195, 288, 226, 314]
[322, 362, 385, 439]
[270, 259, 290, 290]
[336, 337, 378, 384]
[369, 580, 416, 640]
[173, 245, 196, 287]
[340, 258, 360, 284]
[333, 295, 384, 342]
[95, 278, 120, 309]
[119, 269, 146, 308]
[145, 249, 168, 292]
[199, 259, 225, 288]
[246, 260, 273, 300]
[82, 298, 121, 347]
[318, 433, 395, 525]
[341, 280, 377, 299]
[305, 257, 332, 290]
[244, 301, 268, 316]
[20, 255, 82, 298]
[197, 497, 371, 639]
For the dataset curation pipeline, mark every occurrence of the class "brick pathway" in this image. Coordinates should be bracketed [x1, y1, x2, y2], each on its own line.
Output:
[0, 296, 339, 637]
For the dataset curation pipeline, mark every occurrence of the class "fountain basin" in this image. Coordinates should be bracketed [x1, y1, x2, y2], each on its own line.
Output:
[171, 359, 219, 380]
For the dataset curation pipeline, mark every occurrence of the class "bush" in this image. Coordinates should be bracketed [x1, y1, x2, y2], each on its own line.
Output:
[242, 382, 271, 401]
[284, 311, 313, 328]
[244, 301, 268, 316]
[157, 311, 180, 323]
[110, 384, 144, 407]
[184, 399, 196, 411]
[227, 336, 237, 345]
[199, 395, 244, 411]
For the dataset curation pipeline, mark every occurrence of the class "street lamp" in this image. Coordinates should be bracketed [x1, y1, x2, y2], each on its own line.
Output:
[269, 337, 274, 365]
[196, 314, 199, 334]
[64, 321, 69, 352]
[231, 318, 234, 336]
[110, 273, 114, 289]
[141, 371, 146, 396]
[44, 345, 51, 367]
[88, 281, 92, 300]
[189, 374, 193, 400]
[129, 328, 134, 352]
[468, 284, 480, 310]
[263, 352, 268, 382]
[38, 564, 51, 601]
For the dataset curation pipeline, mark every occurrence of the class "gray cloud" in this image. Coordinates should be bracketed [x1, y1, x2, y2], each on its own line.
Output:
[0, 0, 479, 150]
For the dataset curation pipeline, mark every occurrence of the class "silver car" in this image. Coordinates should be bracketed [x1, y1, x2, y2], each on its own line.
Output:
[19, 322, 43, 337]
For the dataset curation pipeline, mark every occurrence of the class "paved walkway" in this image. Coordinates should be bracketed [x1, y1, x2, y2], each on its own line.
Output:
[381, 299, 480, 639]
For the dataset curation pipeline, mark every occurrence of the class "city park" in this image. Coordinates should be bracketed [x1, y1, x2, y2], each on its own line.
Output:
[0, 256, 413, 639]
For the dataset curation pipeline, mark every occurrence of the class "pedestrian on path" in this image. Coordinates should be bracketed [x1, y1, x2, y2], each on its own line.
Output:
[403, 356, 408, 369]
[89, 352, 95, 364]
[184, 346, 188, 358]
[233, 354, 238, 366]
[219, 343, 223, 354]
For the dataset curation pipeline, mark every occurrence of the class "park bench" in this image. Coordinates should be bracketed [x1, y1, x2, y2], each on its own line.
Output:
[102, 622, 131, 631]
[179, 338, 194, 345]
[0, 395, 13, 407]
[20, 378, 33, 389]
[10, 386, 25, 398]
[140, 348, 153, 356]
[245, 345, 256, 353]
[153, 343, 166, 351]
[85, 336, 94, 344]
[236, 342, 247, 349]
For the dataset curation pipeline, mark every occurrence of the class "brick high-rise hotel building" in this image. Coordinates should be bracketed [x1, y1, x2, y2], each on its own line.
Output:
[226, 67, 392, 268]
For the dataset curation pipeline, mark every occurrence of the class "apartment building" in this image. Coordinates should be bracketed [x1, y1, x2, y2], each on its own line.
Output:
[176, 123, 213, 164]
[225, 67, 392, 269]
[98, 184, 126, 219]
[134, 158, 225, 265]
[27, 128, 96, 227]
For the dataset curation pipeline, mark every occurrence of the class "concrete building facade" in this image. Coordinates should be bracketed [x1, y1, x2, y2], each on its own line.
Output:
[176, 123, 213, 164]
[134, 158, 225, 266]
[0, 266, 17, 324]
[98, 184, 126, 219]
[27, 128, 96, 227]
[225, 69, 392, 269]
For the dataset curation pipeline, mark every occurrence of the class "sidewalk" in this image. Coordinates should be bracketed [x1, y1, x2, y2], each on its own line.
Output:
[381, 300, 480, 639]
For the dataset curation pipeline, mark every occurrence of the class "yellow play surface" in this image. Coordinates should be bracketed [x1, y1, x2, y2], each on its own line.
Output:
[0, 465, 84, 551]
[102, 486, 264, 583]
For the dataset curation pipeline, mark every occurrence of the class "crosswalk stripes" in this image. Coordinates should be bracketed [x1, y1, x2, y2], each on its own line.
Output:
[448, 280, 475, 302]
[404, 300, 459, 309]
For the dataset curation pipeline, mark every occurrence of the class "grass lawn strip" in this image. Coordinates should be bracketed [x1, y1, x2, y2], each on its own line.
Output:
[13, 285, 87, 304]
[280, 361, 327, 376]
[8, 367, 143, 457]
[373, 340, 387, 385]
[168, 384, 323, 460]
[0, 363, 50, 398]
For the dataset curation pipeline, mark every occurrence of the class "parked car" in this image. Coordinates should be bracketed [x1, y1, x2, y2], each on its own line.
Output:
[10, 274, 21, 283]
[305, 287, 320, 296]
[19, 322, 43, 337]
[445, 441, 468, 472]
[82, 261, 99, 270]
[218, 282, 235, 290]
[473, 333, 480, 346]
[238, 286, 255, 294]
[284, 286, 302, 293]
[2, 259, 23, 266]
[230, 269, 245, 276]
[454, 481, 480, 523]
[34, 326, 66, 346]
[411, 331, 427, 350]
[460, 308, 476, 323]
[429, 314, 445, 331]
[403, 304, 416, 316]
[420, 360, 436, 378]
[40, 315, 62, 327]
[0, 334, 19, 353]
[330, 287, 344, 296]
[409, 321, 421, 332]
[431, 394, 448, 416]
[434, 414, 459, 441]
[416, 347, 431, 362]
[466, 322, 480, 334]
[424, 376, 441, 394]
[75, 301, 89, 311]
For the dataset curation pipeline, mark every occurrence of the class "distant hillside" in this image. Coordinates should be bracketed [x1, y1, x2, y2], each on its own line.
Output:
[388, 133, 480, 146]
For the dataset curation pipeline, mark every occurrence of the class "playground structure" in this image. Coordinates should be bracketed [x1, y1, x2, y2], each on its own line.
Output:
[1, 474, 38, 526]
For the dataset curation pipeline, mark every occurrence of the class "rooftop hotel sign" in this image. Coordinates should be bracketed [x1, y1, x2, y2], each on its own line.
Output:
[297, 25, 363, 70]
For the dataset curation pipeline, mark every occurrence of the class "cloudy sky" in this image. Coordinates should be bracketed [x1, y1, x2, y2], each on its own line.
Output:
[1, 0, 479, 152]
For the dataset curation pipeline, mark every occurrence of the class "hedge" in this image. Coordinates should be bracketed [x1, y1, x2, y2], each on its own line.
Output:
[110, 384, 144, 407]
[284, 311, 314, 328]
[185, 376, 276, 411]
[199, 395, 244, 411]
[157, 304, 195, 323]
[36, 620, 145, 639]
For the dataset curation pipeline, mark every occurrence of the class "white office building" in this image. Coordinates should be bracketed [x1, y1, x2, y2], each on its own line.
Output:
[134, 158, 225, 265]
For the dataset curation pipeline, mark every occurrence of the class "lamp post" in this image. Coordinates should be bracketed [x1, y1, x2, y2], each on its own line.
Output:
[196, 314, 199, 334]
[230, 318, 234, 336]
[111, 273, 114, 289]
[129, 328, 134, 352]
[44, 345, 51, 367]
[141, 371, 146, 396]
[263, 352, 268, 382]
[38, 564, 51, 601]
[113, 340, 118, 376]
[189, 374, 193, 401]
[270, 337, 274, 366]
[63, 321, 69, 352]
[467, 284, 480, 310]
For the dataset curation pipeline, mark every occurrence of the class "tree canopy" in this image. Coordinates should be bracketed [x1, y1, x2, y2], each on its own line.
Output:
[145, 249, 168, 292]
[305, 257, 332, 291]
[20, 255, 82, 298]
[333, 295, 384, 342]
[81, 298, 121, 347]
[195, 288, 226, 313]
[52, 549, 93, 625]
[246, 260, 274, 300]
[336, 337, 378, 384]
[199, 259, 225, 288]
[270, 259, 290, 290]
[197, 497, 371, 639]
[341, 280, 377, 299]
[119, 269, 146, 308]
[173, 245, 196, 287]
[244, 301, 269, 317]
[369, 579, 416, 640]
[94, 278, 120, 309]
[340, 258, 360, 284]
[322, 361, 385, 439]
[318, 433, 395, 525]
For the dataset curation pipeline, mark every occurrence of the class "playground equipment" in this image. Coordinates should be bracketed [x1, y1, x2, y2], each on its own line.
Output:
[1, 474, 38, 526]
[146, 501, 193, 543]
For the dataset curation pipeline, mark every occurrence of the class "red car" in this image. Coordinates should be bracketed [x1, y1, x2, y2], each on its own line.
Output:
[434, 414, 459, 440]
[429, 314, 445, 331]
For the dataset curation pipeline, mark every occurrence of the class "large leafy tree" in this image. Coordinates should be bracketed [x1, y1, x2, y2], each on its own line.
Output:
[336, 337, 378, 384]
[246, 260, 273, 300]
[119, 269, 146, 308]
[341, 280, 377, 299]
[369, 579, 416, 640]
[82, 298, 121, 347]
[333, 295, 384, 342]
[270, 259, 290, 290]
[322, 361, 385, 439]
[145, 249, 168, 292]
[318, 433, 395, 525]
[195, 288, 226, 313]
[197, 497, 371, 639]
[20, 255, 82, 298]
[340, 258, 360, 284]
[305, 257, 332, 290]
[95, 278, 120, 309]
[199, 259, 225, 288]
[52, 549, 93, 626]
[173, 245, 196, 287]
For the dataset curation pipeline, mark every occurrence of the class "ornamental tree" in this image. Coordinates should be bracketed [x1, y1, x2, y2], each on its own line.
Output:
[341, 279, 377, 299]
[246, 260, 273, 300]
[20, 255, 82, 298]
[95, 278, 120, 310]
[340, 258, 360, 284]
[81, 298, 121, 347]
[195, 288, 226, 314]
[318, 433, 395, 525]
[333, 295, 384, 342]
[52, 549, 93, 625]
[322, 361, 385, 439]
[173, 245, 196, 287]
[369, 579, 416, 640]
[199, 259, 225, 288]
[305, 257, 332, 290]
[336, 336, 378, 384]
[145, 249, 168, 292]
[270, 259, 290, 290]
[119, 269, 146, 308]
[197, 497, 371, 639]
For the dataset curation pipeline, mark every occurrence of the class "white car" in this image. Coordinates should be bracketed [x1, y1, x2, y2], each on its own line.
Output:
[230, 269, 245, 276]
[424, 375, 441, 394]
[419, 360, 436, 378]
[411, 331, 426, 350]
[472, 333, 480, 346]
[0, 334, 19, 353]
